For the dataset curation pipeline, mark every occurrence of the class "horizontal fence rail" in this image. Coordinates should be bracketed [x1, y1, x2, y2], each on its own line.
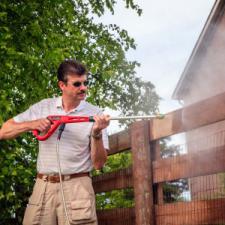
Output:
[150, 92, 225, 140]
[108, 129, 131, 155]
[153, 145, 225, 183]
[93, 167, 133, 193]
[155, 198, 225, 224]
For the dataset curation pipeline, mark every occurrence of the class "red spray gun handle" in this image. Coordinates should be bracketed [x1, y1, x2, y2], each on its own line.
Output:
[32, 115, 95, 141]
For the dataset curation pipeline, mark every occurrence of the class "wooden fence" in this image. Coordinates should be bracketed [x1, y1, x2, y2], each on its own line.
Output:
[93, 91, 225, 225]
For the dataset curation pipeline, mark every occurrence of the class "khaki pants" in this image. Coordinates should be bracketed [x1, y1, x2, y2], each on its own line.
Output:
[23, 176, 97, 225]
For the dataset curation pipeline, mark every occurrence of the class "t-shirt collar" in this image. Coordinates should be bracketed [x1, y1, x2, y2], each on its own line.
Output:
[55, 97, 85, 112]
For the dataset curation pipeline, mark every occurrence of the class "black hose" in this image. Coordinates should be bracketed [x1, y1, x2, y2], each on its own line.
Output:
[58, 123, 66, 140]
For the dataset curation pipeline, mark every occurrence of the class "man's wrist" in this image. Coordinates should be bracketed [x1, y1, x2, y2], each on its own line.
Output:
[91, 131, 102, 140]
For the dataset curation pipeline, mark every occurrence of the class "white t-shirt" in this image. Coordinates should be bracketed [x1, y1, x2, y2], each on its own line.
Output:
[14, 97, 109, 174]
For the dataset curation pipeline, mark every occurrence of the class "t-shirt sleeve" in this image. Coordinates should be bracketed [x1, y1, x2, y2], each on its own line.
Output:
[13, 102, 41, 123]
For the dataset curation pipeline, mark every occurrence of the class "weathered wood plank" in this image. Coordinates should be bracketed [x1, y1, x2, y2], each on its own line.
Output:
[108, 129, 131, 155]
[97, 207, 135, 225]
[93, 167, 133, 193]
[155, 198, 225, 224]
[153, 145, 225, 183]
[150, 92, 225, 140]
[131, 121, 154, 225]
[150, 110, 183, 141]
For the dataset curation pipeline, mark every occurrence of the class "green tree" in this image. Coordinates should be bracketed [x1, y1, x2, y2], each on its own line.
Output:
[0, 0, 159, 223]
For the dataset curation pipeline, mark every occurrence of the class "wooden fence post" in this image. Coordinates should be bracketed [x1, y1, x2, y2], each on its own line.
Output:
[131, 120, 155, 225]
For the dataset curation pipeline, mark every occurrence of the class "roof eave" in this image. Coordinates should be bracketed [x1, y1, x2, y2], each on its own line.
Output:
[172, 0, 224, 100]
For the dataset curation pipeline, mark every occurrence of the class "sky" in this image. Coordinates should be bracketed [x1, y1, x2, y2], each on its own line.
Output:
[95, 0, 215, 133]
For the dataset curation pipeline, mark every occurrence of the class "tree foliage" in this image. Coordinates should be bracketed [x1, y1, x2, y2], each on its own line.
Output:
[0, 0, 159, 223]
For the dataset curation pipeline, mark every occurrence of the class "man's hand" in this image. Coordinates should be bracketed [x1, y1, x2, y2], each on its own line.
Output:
[30, 118, 51, 133]
[92, 114, 110, 136]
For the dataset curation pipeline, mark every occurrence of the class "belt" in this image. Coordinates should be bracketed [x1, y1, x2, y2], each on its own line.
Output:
[37, 172, 90, 183]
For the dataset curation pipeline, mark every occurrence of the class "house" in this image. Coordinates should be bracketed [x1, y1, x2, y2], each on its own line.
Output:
[172, 0, 225, 200]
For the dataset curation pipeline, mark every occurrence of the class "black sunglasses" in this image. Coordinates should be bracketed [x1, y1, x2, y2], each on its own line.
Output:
[72, 80, 89, 87]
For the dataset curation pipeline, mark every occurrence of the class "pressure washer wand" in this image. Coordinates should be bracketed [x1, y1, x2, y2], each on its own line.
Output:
[33, 114, 164, 141]
[109, 115, 164, 120]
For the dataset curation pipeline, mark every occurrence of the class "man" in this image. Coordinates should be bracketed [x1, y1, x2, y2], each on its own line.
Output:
[0, 59, 110, 225]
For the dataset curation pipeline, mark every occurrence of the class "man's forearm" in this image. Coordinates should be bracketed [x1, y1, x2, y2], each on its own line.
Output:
[0, 119, 33, 140]
[91, 136, 107, 170]
[0, 118, 51, 140]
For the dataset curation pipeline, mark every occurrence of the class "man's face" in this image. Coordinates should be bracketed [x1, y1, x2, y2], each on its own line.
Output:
[59, 74, 88, 101]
